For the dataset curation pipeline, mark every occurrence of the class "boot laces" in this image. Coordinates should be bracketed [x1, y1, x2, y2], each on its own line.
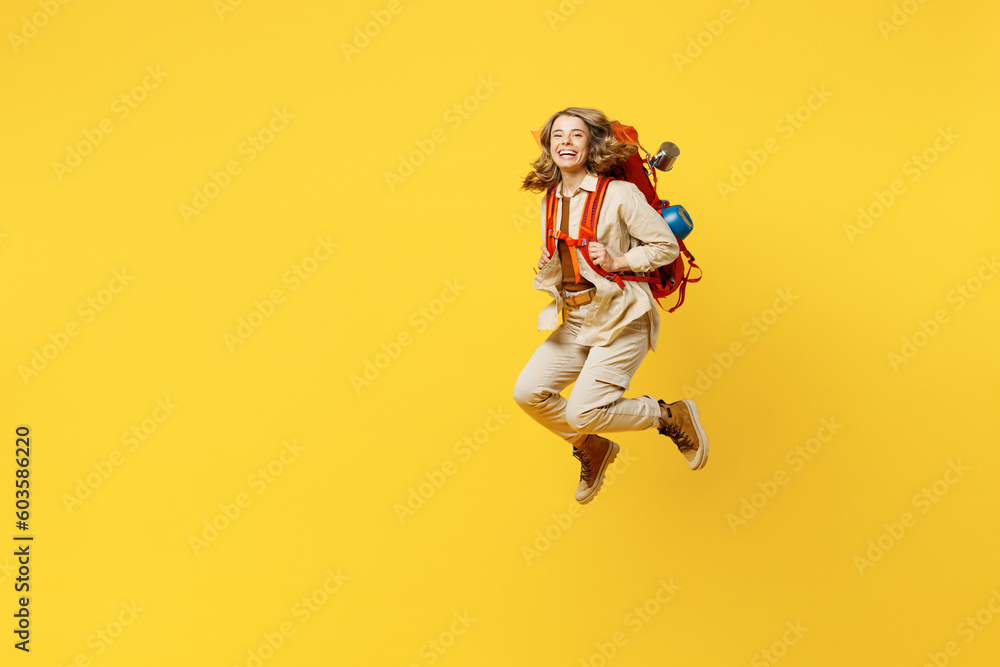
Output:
[572, 446, 592, 481]
[659, 420, 695, 453]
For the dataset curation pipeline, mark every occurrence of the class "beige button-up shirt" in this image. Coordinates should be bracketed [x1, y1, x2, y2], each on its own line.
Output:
[533, 171, 680, 352]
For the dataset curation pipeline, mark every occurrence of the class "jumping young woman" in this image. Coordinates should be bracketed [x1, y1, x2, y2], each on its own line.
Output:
[513, 106, 710, 503]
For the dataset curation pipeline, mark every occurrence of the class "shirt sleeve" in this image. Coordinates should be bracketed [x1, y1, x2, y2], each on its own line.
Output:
[615, 181, 680, 273]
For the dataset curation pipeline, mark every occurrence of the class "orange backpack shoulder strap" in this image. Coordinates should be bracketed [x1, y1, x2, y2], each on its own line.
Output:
[543, 184, 560, 255]
[577, 176, 627, 288]
[579, 176, 611, 239]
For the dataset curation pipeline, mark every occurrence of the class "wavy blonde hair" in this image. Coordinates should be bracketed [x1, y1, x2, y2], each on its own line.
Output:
[521, 107, 638, 192]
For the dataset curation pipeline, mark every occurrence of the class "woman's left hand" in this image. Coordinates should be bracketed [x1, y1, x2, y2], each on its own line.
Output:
[588, 242, 624, 272]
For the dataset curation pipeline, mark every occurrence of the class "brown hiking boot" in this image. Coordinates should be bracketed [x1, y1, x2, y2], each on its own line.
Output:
[572, 434, 620, 504]
[657, 399, 709, 470]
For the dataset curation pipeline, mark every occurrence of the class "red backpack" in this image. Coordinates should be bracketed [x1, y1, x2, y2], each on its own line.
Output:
[543, 121, 701, 313]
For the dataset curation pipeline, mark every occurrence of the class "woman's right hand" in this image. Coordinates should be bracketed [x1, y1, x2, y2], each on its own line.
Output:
[537, 245, 552, 270]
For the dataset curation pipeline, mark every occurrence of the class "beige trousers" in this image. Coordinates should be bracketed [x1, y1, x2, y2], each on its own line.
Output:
[513, 298, 661, 443]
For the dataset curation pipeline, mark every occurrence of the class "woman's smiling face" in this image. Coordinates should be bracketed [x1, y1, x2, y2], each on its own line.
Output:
[550, 114, 590, 173]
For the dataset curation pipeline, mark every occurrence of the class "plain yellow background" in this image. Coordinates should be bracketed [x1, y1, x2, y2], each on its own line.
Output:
[3, 0, 999, 665]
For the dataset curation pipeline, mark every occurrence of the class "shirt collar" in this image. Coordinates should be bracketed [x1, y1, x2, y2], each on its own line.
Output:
[559, 171, 599, 198]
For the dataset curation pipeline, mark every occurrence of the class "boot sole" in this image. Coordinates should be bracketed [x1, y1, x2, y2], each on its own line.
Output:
[680, 399, 709, 470]
[576, 440, 619, 504]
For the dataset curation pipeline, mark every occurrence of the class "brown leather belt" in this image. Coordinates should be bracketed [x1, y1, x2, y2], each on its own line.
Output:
[563, 288, 596, 307]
